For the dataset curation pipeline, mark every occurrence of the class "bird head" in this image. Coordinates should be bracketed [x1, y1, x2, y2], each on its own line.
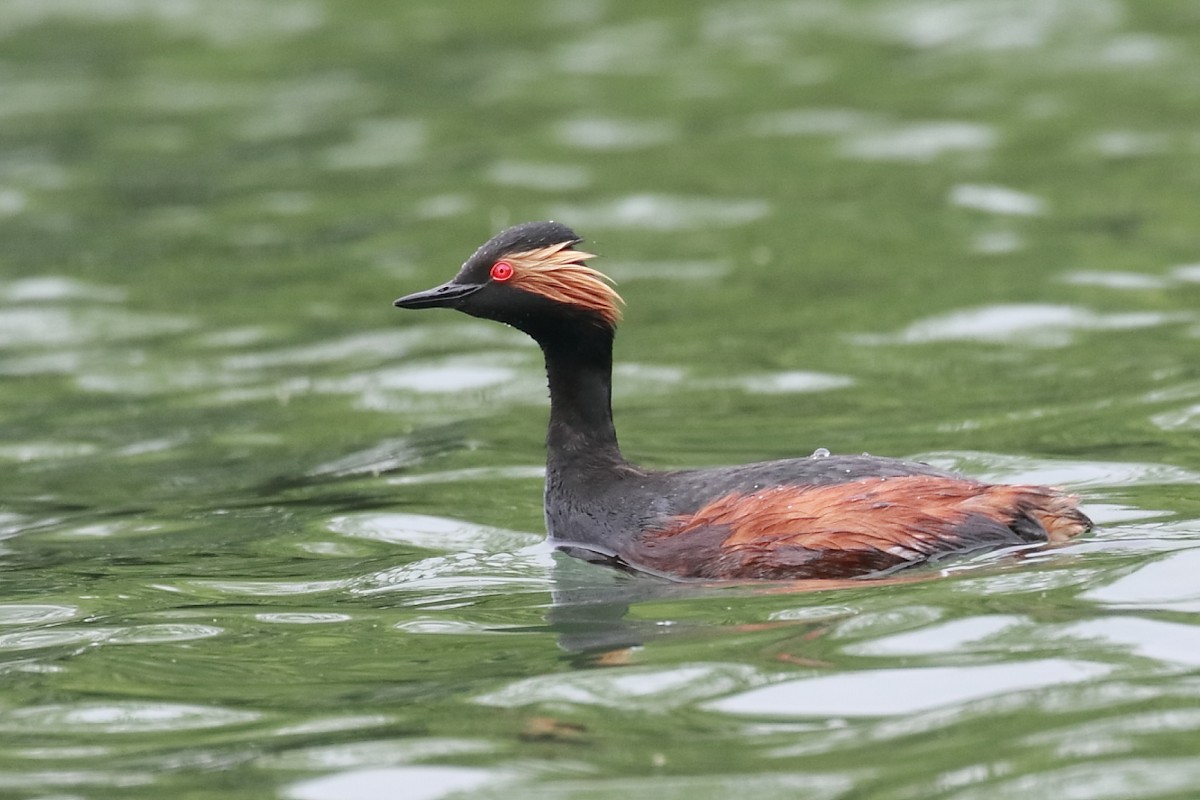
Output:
[393, 221, 622, 338]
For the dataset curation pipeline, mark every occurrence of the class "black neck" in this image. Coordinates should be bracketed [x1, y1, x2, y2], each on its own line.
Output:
[538, 325, 623, 466]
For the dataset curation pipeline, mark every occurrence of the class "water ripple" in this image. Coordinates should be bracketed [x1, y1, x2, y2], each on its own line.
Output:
[718, 371, 855, 395]
[0, 702, 259, 734]
[914, 450, 1200, 488]
[707, 660, 1111, 718]
[0, 769, 155, 790]
[386, 466, 545, 487]
[840, 121, 996, 161]
[256, 613, 353, 625]
[263, 737, 492, 770]
[323, 117, 426, 170]
[1061, 270, 1171, 290]
[330, 513, 539, 552]
[486, 160, 590, 191]
[177, 579, 351, 597]
[949, 183, 1046, 216]
[0, 604, 77, 625]
[0, 307, 193, 349]
[286, 766, 512, 800]
[846, 615, 1024, 657]
[355, 552, 553, 601]
[749, 108, 883, 137]
[476, 663, 765, 711]
[0, 0, 325, 44]
[1054, 617, 1200, 668]
[0, 623, 221, 652]
[551, 194, 770, 230]
[554, 116, 677, 150]
[0, 277, 125, 303]
[1082, 549, 1200, 611]
[944, 759, 1200, 800]
[873, 0, 1121, 51]
[855, 304, 1188, 347]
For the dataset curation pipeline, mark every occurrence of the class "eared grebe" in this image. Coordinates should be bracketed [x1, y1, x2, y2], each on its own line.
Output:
[393, 222, 1091, 581]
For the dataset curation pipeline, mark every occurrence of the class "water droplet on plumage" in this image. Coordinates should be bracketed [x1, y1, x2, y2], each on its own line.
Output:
[811, 447, 831, 458]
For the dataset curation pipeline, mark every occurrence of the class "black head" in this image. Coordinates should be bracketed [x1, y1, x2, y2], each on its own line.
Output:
[394, 222, 622, 340]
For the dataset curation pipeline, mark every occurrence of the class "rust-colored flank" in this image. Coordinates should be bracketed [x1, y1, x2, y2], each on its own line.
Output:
[505, 242, 623, 327]
[633, 476, 1090, 580]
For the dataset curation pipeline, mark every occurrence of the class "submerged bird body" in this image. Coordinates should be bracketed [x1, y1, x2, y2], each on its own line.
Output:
[394, 222, 1091, 581]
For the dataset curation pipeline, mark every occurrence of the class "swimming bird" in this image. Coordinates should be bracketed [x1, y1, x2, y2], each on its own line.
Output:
[393, 221, 1091, 581]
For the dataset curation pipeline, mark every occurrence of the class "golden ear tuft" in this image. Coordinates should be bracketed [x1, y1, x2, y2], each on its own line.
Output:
[505, 241, 624, 327]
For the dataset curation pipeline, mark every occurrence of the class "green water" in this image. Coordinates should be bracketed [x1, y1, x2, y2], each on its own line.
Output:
[2, 1, 1200, 797]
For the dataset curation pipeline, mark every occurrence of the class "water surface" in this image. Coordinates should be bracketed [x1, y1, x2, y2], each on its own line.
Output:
[2, 1, 1200, 798]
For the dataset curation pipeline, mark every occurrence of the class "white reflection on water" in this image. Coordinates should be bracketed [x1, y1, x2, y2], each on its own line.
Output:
[0, 277, 124, 303]
[178, 579, 351, 597]
[356, 551, 554, 601]
[612, 363, 855, 397]
[1171, 263, 1200, 283]
[749, 108, 883, 137]
[323, 117, 426, 170]
[914, 450, 1200, 488]
[554, 19, 670, 76]
[554, 116, 677, 150]
[1057, 617, 1200, 667]
[264, 737, 492, 771]
[308, 437, 425, 478]
[1089, 129, 1171, 158]
[0, 186, 25, 216]
[362, 362, 518, 393]
[971, 229, 1023, 254]
[872, 0, 1122, 51]
[0, 769, 155, 790]
[0, 604, 77, 625]
[846, 615, 1023, 657]
[486, 160, 590, 191]
[0, 441, 98, 461]
[855, 304, 1189, 347]
[0, 623, 221, 653]
[1101, 34, 1173, 66]
[1060, 270, 1171, 291]
[224, 324, 519, 369]
[256, 613, 353, 625]
[949, 184, 1045, 216]
[552, 193, 770, 231]
[1025, 708, 1200, 754]
[603, 260, 731, 282]
[386, 466, 546, 486]
[840, 121, 996, 161]
[330, 512, 538, 553]
[717, 370, 855, 394]
[707, 660, 1110, 718]
[492, 772, 854, 800]
[944, 758, 1200, 800]
[0, 307, 192, 349]
[1151, 404, 1200, 431]
[0, 0, 325, 43]
[239, 74, 372, 141]
[286, 765, 512, 800]
[0, 701, 259, 733]
[1081, 548, 1200, 612]
[394, 618, 512, 635]
[476, 663, 764, 711]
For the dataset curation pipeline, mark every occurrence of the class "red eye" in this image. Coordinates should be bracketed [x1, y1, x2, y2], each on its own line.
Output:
[490, 261, 514, 282]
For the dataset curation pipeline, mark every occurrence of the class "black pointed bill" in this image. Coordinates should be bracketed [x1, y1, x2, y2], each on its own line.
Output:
[393, 280, 482, 310]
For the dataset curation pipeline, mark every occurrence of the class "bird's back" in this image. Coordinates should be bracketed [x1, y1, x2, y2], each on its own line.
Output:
[556, 454, 1091, 581]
